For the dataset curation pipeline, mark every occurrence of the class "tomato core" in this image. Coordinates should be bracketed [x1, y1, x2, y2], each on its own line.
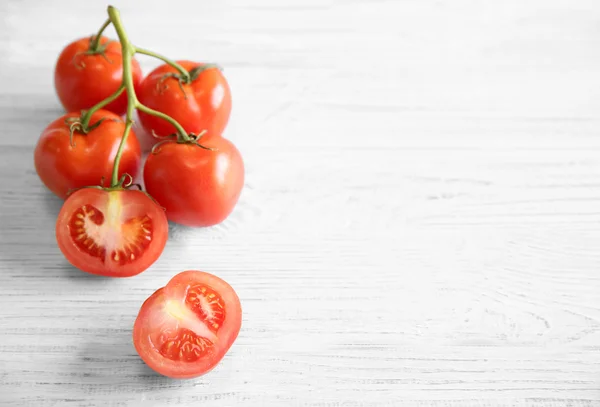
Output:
[150, 283, 227, 363]
[66, 198, 155, 265]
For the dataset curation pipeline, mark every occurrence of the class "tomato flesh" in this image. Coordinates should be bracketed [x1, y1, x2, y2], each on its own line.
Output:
[133, 271, 241, 378]
[56, 188, 168, 277]
[159, 328, 214, 363]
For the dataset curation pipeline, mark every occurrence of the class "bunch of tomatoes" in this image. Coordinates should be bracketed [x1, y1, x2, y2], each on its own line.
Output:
[32, 6, 242, 379]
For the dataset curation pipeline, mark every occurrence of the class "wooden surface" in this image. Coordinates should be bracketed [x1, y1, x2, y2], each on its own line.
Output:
[1, 0, 600, 406]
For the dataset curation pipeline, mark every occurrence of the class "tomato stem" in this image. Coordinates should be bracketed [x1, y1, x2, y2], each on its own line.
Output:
[80, 85, 125, 129]
[87, 6, 194, 188]
[107, 6, 138, 187]
[134, 48, 191, 83]
[89, 18, 111, 51]
[136, 103, 191, 142]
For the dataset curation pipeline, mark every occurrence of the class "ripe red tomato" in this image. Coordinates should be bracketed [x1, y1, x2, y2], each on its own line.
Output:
[55, 188, 168, 277]
[137, 61, 231, 144]
[143, 137, 244, 227]
[34, 110, 141, 199]
[133, 270, 242, 378]
[54, 36, 142, 115]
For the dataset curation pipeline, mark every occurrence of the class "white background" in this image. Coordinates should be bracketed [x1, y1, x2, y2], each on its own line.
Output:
[1, 0, 600, 406]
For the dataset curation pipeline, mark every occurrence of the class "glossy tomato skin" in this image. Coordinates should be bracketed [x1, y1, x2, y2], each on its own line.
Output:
[55, 188, 168, 277]
[54, 36, 142, 115]
[137, 61, 231, 145]
[34, 110, 141, 199]
[133, 270, 242, 378]
[143, 137, 244, 227]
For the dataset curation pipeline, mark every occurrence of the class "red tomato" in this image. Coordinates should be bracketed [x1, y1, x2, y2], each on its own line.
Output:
[55, 188, 168, 277]
[133, 270, 242, 378]
[137, 61, 231, 145]
[54, 36, 142, 115]
[143, 137, 244, 227]
[34, 110, 141, 199]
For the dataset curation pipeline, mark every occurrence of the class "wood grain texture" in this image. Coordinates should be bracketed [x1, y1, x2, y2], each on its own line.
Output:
[1, 0, 600, 405]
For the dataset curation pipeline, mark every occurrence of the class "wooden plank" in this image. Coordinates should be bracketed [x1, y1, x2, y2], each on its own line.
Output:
[1, 0, 599, 405]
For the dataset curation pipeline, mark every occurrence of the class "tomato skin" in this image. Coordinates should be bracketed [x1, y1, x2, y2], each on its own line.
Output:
[55, 188, 168, 277]
[54, 36, 142, 115]
[137, 61, 231, 145]
[34, 110, 141, 199]
[143, 137, 244, 227]
[133, 270, 242, 379]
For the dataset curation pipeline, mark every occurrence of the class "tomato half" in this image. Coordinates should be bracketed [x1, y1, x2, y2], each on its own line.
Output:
[137, 61, 231, 145]
[34, 110, 141, 199]
[56, 188, 168, 277]
[133, 270, 242, 378]
[54, 36, 142, 115]
[143, 137, 244, 227]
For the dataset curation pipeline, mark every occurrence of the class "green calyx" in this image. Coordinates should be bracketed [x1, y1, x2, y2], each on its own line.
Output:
[107, 173, 141, 191]
[87, 18, 112, 54]
[87, 36, 112, 55]
[151, 130, 216, 155]
[188, 63, 222, 81]
[157, 63, 222, 99]
[160, 63, 221, 85]
[64, 114, 109, 147]
[72, 39, 114, 69]
[65, 173, 154, 202]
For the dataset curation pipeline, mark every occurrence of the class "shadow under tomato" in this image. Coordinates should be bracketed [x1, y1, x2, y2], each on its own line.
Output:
[59, 261, 116, 282]
[75, 339, 202, 390]
[40, 188, 64, 216]
[137, 363, 209, 388]
[137, 360, 182, 384]
[168, 221, 200, 241]
[167, 220, 236, 244]
[68, 338, 149, 392]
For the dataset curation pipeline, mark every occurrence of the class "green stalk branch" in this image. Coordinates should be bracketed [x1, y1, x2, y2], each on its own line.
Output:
[107, 6, 138, 187]
[89, 18, 111, 51]
[76, 6, 194, 189]
[134, 47, 191, 82]
[136, 103, 190, 141]
[80, 85, 125, 129]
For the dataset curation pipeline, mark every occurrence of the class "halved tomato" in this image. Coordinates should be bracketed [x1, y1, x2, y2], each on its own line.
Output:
[133, 270, 242, 378]
[55, 188, 168, 277]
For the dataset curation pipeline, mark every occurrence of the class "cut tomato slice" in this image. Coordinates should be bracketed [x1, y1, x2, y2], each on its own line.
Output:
[133, 271, 242, 378]
[56, 188, 168, 277]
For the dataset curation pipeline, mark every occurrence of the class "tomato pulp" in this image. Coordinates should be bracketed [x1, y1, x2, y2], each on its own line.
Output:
[133, 271, 242, 378]
[56, 188, 168, 277]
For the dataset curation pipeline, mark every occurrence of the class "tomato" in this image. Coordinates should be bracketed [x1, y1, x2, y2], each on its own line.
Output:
[55, 188, 168, 277]
[34, 110, 141, 199]
[143, 137, 244, 227]
[54, 36, 142, 115]
[137, 61, 231, 145]
[133, 270, 241, 378]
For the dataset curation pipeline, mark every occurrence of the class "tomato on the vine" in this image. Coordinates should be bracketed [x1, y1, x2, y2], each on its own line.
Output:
[143, 137, 244, 227]
[137, 61, 231, 144]
[55, 188, 168, 277]
[34, 109, 141, 199]
[54, 36, 142, 115]
[133, 270, 242, 378]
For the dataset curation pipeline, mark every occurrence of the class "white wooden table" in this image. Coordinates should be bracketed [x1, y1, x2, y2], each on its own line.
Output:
[1, 0, 600, 406]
